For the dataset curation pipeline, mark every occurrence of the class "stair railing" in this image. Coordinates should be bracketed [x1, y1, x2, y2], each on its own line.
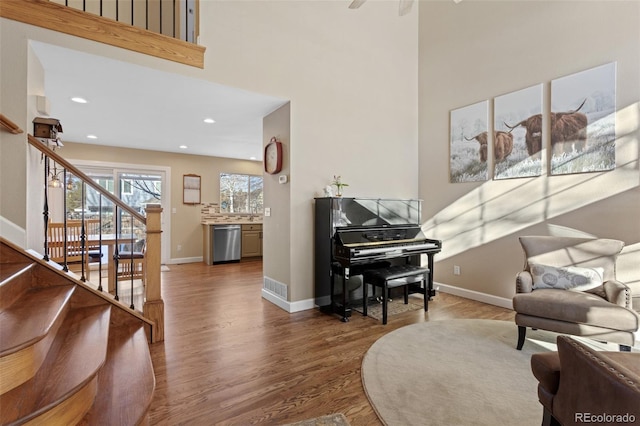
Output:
[27, 133, 165, 341]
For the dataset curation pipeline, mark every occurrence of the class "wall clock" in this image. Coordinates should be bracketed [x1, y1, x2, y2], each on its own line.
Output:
[264, 137, 283, 174]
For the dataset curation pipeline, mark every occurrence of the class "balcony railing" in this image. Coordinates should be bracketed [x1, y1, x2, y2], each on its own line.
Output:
[0, 0, 205, 68]
[50, 0, 198, 43]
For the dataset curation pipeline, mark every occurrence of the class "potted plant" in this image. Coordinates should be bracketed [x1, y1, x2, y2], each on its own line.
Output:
[332, 175, 349, 197]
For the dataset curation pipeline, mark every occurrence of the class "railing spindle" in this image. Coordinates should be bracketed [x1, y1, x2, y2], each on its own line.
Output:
[97, 194, 104, 292]
[114, 205, 120, 301]
[43, 156, 50, 262]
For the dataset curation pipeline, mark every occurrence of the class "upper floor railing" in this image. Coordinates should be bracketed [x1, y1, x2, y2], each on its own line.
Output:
[0, 0, 205, 68]
[49, 0, 198, 44]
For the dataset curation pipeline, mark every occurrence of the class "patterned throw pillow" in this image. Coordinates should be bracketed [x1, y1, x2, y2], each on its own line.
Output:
[530, 263, 604, 291]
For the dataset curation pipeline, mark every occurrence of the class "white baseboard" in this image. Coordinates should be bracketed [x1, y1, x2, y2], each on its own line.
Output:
[0, 216, 26, 248]
[167, 256, 202, 264]
[261, 289, 315, 313]
[434, 281, 514, 310]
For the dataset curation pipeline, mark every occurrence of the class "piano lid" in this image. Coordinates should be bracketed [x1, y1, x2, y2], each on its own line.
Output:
[334, 225, 426, 248]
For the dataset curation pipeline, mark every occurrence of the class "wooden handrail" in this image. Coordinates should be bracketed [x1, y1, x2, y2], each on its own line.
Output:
[28, 134, 145, 224]
[0, 0, 205, 69]
[0, 114, 24, 134]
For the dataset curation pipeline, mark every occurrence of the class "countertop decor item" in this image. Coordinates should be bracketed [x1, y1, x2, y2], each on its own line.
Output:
[332, 175, 348, 197]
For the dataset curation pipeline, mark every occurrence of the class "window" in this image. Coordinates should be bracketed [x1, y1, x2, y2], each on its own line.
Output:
[220, 173, 263, 213]
[121, 179, 133, 195]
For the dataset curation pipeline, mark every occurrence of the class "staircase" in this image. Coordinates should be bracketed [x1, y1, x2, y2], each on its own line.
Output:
[0, 238, 155, 425]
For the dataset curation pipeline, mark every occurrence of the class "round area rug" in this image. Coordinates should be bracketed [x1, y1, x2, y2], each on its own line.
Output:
[361, 319, 557, 426]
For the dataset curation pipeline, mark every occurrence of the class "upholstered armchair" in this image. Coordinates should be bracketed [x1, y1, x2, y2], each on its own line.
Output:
[513, 236, 639, 350]
[531, 335, 640, 426]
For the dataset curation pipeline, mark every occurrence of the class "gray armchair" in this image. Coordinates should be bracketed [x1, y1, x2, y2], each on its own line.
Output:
[513, 236, 639, 350]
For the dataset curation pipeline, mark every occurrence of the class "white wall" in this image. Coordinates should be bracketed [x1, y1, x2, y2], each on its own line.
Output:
[418, 1, 640, 306]
[200, 1, 420, 302]
[1, 2, 419, 305]
[263, 103, 291, 298]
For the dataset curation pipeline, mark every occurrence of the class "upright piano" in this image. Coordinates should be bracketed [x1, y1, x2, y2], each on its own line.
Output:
[314, 197, 442, 321]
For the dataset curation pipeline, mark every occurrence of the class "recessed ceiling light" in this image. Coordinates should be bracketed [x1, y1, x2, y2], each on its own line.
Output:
[179, 145, 188, 149]
[71, 97, 88, 104]
[203, 118, 216, 124]
[87, 134, 98, 139]
[250, 156, 257, 160]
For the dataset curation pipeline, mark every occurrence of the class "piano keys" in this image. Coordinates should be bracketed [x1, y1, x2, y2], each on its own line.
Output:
[314, 197, 442, 321]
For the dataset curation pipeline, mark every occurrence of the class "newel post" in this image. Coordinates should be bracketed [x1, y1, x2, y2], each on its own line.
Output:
[144, 204, 164, 342]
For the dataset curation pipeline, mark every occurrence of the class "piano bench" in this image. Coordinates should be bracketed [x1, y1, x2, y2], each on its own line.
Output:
[362, 265, 430, 325]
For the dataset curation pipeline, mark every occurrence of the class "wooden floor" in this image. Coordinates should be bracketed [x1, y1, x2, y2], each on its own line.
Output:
[147, 260, 515, 425]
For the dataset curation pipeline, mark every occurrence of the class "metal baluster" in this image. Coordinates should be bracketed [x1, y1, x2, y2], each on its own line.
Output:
[62, 168, 69, 272]
[79, 180, 87, 281]
[129, 215, 135, 310]
[114, 205, 120, 301]
[43, 156, 50, 261]
[97, 194, 104, 292]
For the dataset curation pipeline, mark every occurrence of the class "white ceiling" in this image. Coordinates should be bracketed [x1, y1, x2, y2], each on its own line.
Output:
[31, 41, 287, 161]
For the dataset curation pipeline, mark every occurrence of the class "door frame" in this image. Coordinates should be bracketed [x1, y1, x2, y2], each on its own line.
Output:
[68, 158, 172, 264]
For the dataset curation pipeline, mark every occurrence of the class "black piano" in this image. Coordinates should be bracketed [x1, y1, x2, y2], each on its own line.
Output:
[314, 197, 442, 321]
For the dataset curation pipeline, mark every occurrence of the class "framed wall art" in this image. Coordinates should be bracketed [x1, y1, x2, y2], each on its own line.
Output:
[183, 174, 201, 204]
[494, 84, 543, 179]
[550, 62, 616, 175]
[449, 100, 489, 183]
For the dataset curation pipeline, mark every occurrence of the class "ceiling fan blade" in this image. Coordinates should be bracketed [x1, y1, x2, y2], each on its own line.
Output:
[349, 0, 367, 9]
[398, 0, 414, 16]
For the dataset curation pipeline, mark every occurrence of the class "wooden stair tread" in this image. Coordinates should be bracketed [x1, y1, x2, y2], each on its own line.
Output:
[0, 285, 75, 356]
[0, 305, 112, 424]
[81, 323, 156, 425]
[0, 262, 32, 285]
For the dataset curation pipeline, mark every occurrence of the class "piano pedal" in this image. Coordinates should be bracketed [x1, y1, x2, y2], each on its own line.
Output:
[375, 296, 392, 303]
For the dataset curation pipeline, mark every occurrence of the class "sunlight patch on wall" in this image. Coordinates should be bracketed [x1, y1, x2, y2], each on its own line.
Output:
[422, 102, 639, 261]
[617, 243, 640, 287]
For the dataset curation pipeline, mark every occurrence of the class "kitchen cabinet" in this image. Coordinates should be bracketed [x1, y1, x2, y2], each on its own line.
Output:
[241, 224, 263, 258]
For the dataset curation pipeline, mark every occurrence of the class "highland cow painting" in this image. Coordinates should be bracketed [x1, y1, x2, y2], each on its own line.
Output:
[550, 62, 616, 175]
[494, 84, 543, 179]
[450, 100, 489, 183]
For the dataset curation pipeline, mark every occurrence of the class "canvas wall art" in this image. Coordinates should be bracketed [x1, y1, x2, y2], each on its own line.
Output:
[550, 62, 616, 175]
[494, 84, 543, 179]
[450, 100, 489, 183]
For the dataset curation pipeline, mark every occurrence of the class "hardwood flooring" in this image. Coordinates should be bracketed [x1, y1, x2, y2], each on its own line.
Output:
[148, 260, 515, 425]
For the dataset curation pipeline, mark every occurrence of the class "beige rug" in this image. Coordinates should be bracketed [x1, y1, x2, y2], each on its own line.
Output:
[361, 319, 563, 426]
[281, 413, 350, 426]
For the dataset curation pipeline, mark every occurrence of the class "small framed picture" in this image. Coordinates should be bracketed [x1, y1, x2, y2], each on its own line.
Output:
[183, 174, 201, 204]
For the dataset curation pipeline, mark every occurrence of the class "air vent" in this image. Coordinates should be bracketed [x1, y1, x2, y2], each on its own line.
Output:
[263, 276, 288, 300]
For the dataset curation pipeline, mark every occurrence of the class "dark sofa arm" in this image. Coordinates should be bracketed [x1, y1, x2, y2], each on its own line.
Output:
[552, 336, 640, 426]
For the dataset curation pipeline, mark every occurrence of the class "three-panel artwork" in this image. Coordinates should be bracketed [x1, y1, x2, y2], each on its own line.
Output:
[449, 62, 616, 183]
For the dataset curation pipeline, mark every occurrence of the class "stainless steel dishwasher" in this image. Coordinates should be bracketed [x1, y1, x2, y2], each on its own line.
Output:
[212, 224, 242, 263]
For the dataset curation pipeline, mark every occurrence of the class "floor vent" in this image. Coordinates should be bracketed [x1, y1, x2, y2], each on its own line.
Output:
[263, 276, 288, 300]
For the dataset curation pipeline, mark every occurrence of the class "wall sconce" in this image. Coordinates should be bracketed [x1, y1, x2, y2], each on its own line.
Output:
[48, 162, 73, 190]
[48, 162, 63, 188]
